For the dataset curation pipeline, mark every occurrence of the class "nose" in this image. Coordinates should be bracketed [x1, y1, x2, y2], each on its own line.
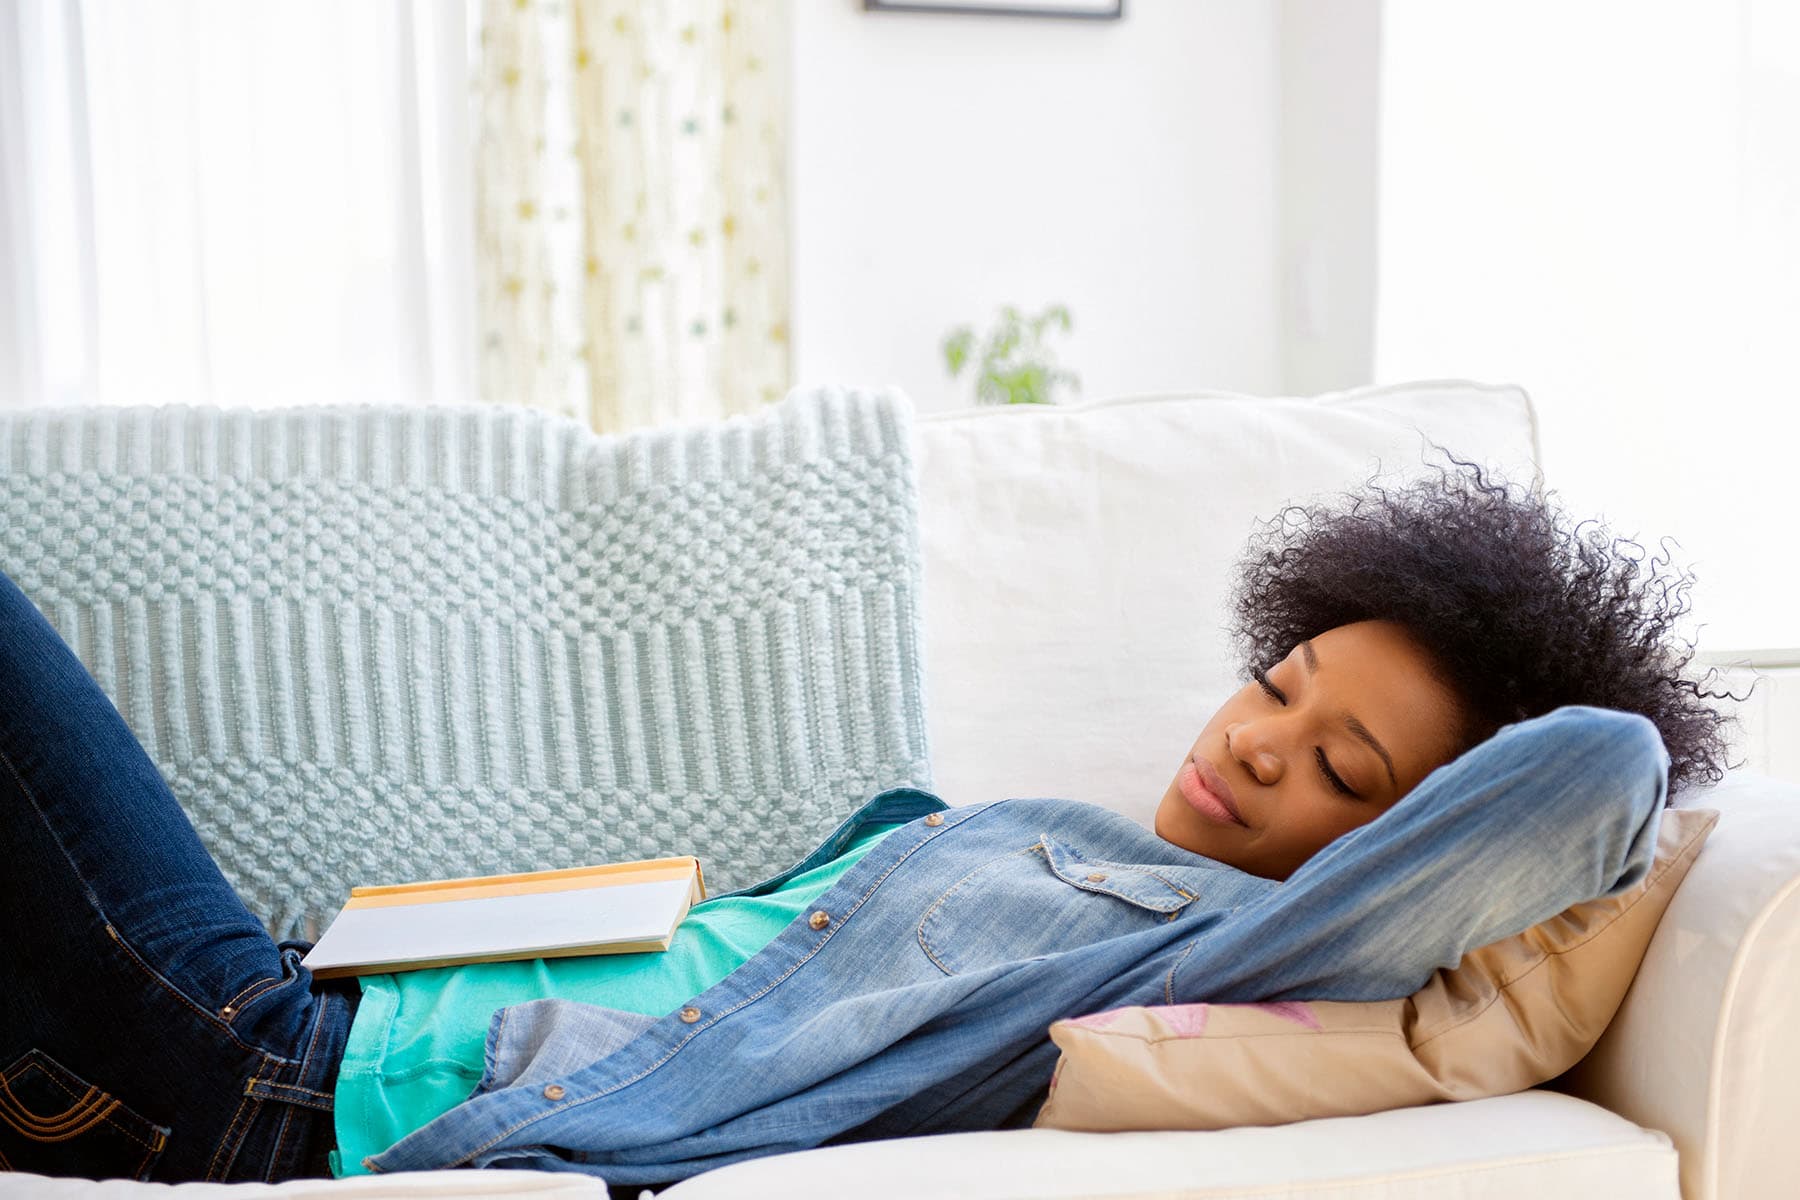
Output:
[1225, 720, 1284, 785]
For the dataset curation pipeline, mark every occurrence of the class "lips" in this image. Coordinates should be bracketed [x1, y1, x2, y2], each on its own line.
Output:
[1173, 759, 1245, 827]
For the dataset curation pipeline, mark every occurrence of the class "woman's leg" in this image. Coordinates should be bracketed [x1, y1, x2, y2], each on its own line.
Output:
[0, 566, 356, 1182]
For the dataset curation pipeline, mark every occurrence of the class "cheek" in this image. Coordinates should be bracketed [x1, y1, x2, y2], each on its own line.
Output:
[1280, 797, 1366, 851]
[1320, 804, 1385, 849]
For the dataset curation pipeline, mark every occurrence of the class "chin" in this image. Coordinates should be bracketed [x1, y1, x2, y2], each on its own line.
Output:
[1151, 794, 1180, 841]
[1153, 813, 1204, 856]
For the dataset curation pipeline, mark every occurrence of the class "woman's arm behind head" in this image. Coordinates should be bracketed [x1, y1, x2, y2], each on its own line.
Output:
[1168, 705, 1670, 1005]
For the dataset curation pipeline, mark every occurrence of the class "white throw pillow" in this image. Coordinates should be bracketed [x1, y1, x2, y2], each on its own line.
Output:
[912, 380, 1540, 822]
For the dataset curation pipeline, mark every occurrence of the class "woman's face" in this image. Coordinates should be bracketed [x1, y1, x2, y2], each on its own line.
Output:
[1153, 620, 1467, 881]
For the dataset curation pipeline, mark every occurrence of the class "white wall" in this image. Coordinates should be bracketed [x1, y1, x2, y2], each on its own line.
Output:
[1278, 0, 1380, 396]
[1374, 0, 1800, 653]
[1703, 656, 1800, 786]
[789, 0, 1294, 413]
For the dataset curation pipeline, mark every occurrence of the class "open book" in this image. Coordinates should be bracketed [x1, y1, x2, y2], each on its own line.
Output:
[300, 856, 707, 979]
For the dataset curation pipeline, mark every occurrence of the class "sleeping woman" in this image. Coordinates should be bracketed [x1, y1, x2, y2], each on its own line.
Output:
[0, 457, 1732, 1188]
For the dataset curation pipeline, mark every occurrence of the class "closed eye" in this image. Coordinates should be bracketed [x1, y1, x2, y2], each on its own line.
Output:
[1314, 747, 1361, 798]
[1251, 666, 1363, 800]
[1251, 666, 1286, 704]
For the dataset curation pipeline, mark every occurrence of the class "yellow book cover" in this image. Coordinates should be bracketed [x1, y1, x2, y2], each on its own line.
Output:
[300, 856, 708, 979]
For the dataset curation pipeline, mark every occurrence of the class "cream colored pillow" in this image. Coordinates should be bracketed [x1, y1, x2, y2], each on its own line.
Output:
[1034, 805, 1718, 1132]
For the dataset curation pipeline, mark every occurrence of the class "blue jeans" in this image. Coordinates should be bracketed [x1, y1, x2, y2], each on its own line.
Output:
[0, 567, 356, 1182]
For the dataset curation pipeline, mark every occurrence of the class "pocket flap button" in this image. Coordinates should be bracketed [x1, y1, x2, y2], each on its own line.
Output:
[679, 1006, 702, 1023]
[808, 910, 831, 930]
[1086, 872, 1108, 883]
[542, 1084, 565, 1101]
[923, 812, 944, 826]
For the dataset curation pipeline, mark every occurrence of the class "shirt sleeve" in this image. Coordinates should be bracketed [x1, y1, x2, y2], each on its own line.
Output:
[1169, 704, 1669, 1004]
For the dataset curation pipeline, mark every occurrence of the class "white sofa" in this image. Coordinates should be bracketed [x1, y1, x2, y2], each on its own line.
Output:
[8, 381, 1798, 1199]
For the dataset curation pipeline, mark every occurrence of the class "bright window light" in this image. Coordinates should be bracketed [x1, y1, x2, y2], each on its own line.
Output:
[1376, 0, 1800, 653]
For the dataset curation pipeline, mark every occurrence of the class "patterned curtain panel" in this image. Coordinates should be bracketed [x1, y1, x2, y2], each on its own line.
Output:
[473, 0, 791, 432]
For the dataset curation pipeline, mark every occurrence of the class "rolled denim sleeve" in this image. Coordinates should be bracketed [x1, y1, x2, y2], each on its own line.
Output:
[1168, 704, 1670, 1004]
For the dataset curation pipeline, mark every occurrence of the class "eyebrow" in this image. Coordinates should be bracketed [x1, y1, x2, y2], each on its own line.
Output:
[1300, 639, 1399, 792]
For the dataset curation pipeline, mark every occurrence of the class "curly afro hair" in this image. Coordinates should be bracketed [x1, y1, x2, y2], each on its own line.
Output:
[1229, 452, 1737, 795]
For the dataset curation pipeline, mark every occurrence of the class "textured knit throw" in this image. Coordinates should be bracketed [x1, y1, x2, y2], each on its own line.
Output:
[0, 387, 931, 940]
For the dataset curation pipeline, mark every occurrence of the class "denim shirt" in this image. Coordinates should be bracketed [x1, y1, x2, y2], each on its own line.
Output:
[360, 706, 1667, 1185]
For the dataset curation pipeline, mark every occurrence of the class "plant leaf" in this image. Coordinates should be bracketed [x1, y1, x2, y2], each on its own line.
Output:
[942, 327, 974, 376]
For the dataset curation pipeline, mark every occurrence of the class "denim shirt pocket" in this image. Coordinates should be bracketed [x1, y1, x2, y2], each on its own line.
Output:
[916, 833, 1207, 976]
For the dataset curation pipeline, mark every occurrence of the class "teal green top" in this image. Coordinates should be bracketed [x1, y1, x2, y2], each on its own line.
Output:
[330, 821, 903, 1177]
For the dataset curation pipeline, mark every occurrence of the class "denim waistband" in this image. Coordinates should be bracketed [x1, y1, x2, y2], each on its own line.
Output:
[233, 948, 360, 1180]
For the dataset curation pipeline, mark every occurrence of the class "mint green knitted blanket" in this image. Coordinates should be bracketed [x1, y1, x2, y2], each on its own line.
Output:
[0, 388, 931, 940]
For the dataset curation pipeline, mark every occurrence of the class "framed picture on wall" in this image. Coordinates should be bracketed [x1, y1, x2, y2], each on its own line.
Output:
[863, 0, 1124, 19]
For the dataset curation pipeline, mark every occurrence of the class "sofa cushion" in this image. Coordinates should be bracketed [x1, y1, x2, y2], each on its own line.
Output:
[913, 380, 1540, 824]
[654, 1090, 1677, 1199]
[1032, 805, 1716, 1134]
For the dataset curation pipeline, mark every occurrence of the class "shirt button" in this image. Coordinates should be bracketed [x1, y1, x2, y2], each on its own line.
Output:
[679, 1006, 702, 1023]
[808, 909, 831, 930]
[923, 812, 944, 826]
[542, 1084, 566, 1101]
[1086, 872, 1108, 883]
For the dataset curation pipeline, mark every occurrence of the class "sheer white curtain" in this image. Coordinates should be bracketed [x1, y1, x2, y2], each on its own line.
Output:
[468, 0, 792, 431]
[1376, 0, 1800, 653]
[0, 0, 477, 410]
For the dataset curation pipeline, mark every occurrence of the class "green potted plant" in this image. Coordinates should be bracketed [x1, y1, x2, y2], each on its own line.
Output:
[941, 303, 1080, 406]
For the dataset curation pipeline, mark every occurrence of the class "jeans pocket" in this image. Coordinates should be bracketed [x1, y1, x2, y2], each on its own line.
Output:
[0, 1049, 170, 1181]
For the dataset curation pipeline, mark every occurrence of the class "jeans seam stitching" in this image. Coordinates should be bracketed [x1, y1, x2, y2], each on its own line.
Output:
[103, 1108, 167, 1157]
[131, 1133, 158, 1181]
[258, 1082, 334, 1100]
[102, 924, 297, 1063]
[3, 1051, 170, 1157]
[0, 1093, 116, 1143]
[205, 1077, 262, 1183]
[0, 1072, 96, 1137]
[265, 1104, 297, 1183]
[299, 990, 329, 1070]
[204, 1093, 245, 1181]
[221, 974, 286, 1019]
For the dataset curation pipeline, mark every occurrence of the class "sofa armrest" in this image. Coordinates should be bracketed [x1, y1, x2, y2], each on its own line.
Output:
[1556, 770, 1800, 1200]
